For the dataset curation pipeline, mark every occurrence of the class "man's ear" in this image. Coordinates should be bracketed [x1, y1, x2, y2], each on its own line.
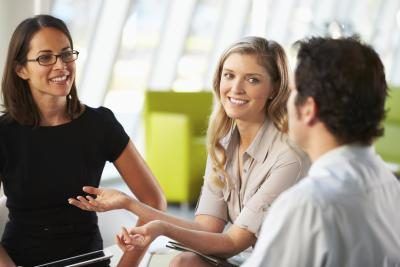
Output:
[15, 64, 29, 80]
[300, 96, 318, 125]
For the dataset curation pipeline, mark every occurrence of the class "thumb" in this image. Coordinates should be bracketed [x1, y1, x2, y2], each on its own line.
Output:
[128, 226, 146, 236]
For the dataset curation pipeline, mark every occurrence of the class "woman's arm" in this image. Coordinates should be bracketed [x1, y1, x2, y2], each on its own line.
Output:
[69, 147, 224, 233]
[69, 186, 222, 233]
[0, 245, 15, 267]
[70, 188, 228, 265]
[119, 219, 256, 258]
[113, 140, 167, 211]
[108, 140, 167, 266]
[68, 141, 218, 265]
[0, 180, 14, 266]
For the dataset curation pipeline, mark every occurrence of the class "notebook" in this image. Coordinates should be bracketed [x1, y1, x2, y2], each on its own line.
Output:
[33, 250, 113, 267]
[166, 241, 238, 267]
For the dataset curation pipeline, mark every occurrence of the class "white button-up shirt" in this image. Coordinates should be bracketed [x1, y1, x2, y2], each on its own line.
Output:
[243, 145, 400, 267]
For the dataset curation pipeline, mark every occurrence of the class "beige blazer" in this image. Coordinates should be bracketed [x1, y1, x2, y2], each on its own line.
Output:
[196, 119, 310, 237]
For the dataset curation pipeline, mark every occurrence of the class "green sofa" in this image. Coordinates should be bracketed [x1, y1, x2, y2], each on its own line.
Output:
[375, 86, 400, 173]
[143, 91, 213, 204]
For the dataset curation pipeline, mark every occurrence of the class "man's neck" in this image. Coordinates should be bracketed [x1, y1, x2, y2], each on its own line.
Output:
[306, 127, 341, 162]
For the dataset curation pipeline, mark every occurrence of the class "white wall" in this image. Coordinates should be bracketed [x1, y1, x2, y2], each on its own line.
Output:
[0, 0, 35, 233]
[0, 0, 36, 81]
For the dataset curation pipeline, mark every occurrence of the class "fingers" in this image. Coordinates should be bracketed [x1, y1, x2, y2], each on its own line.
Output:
[68, 198, 87, 210]
[85, 195, 95, 202]
[121, 227, 131, 243]
[116, 233, 133, 252]
[82, 186, 101, 195]
[68, 186, 103, 211]
[116, 227, 137, 251]
[70, 196, 90, 210]
[120, 227, 146, 246]
[130, 234, 145, 247]
[67, 196, 104, 212]
[84, 195, 102, 208]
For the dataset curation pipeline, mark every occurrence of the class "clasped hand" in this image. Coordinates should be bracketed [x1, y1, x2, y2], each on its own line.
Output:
[116, 221, 164, 252]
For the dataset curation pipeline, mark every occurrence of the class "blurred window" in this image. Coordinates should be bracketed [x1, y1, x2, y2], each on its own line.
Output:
[173, 0, 225, 91]
[51, 0, 103, 85]
[108, 0, 169, 93]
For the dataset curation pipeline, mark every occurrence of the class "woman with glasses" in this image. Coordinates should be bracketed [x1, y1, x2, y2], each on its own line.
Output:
[70, 37, 310, 266]
[0, 14, 166, 266]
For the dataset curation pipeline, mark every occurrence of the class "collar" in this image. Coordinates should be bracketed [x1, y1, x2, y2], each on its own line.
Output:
[309, 144, 374, 176]
[220, 119, 280, 163]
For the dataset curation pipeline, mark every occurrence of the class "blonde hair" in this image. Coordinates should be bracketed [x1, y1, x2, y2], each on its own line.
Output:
[207, 36, 290, 187]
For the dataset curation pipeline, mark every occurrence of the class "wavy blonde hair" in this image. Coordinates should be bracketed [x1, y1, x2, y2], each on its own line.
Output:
[207, 36, 290, 187]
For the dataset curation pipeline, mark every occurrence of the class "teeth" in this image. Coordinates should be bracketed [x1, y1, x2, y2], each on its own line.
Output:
[229, 97, 248, 105]
[50, 76, 67, 82]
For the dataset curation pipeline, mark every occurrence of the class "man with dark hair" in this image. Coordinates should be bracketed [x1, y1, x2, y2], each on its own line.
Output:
[242, 37, 400, 267]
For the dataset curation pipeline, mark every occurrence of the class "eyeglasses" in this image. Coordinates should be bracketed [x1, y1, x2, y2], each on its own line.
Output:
[26, 50, 79, 66]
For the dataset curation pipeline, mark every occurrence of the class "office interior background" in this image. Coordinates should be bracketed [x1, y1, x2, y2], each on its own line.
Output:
[1, 0, 400, 249]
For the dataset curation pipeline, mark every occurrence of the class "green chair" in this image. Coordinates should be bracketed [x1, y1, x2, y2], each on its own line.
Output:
[375, 86, 400, 173]
[143, 91, 213, 204]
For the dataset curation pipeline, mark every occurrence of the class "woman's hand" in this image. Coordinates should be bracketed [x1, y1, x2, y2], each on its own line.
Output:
[68, 186, 134, 212]
[116, 220, 165, 252]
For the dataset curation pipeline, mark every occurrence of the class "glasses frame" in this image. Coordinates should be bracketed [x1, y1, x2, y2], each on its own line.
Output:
[26, 50, 79, 66]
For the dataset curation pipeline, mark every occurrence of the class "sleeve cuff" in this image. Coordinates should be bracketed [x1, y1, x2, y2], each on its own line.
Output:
[234, 206, 267, 237]
[195, 186, 228, 222]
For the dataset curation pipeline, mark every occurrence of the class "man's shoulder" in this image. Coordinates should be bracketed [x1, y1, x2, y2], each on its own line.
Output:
[264, 176, 329, 234]
[275, 176, 328, 209]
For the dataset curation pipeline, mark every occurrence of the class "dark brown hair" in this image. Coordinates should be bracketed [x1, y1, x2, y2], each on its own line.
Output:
[1, 14, 81, 126]
[294, 37, 387, 145]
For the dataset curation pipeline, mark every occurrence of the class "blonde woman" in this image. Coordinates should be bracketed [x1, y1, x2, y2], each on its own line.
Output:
[70, 36, 310, 266]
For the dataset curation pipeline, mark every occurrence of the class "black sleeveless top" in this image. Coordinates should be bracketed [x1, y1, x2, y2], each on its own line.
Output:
[0, 106, 129, 266]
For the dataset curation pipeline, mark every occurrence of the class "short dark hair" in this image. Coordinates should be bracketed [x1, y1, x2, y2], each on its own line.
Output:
[1, 14, 81, 126]
[294, 37, 387, 145]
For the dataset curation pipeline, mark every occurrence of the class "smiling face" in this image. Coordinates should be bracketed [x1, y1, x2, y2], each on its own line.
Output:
[16, 27, 75, 105]
[219, 53, 273, 124]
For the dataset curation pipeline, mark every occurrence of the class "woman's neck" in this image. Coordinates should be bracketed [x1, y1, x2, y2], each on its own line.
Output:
[36, 97, 69, 126]
[236, 118, 265, 151]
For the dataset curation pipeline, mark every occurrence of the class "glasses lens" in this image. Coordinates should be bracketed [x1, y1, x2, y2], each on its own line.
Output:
[61, 51, 78, 63]
[38, 54, 56, 65]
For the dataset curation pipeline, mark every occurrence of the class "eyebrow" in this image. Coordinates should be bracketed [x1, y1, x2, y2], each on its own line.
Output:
[36, 47, 72, 55]
[222, 68, 264, 77]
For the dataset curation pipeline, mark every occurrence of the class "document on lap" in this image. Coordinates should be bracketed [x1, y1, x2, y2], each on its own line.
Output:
[166, 241, 238, 267]
[32, 250, 113, 267]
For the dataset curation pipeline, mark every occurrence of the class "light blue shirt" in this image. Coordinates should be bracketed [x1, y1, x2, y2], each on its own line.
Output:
[243, 145, 400, 267]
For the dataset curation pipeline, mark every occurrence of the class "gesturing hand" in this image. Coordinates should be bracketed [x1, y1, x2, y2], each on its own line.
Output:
[68, 186, 133, 212]
[116, 220, 165, 252]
